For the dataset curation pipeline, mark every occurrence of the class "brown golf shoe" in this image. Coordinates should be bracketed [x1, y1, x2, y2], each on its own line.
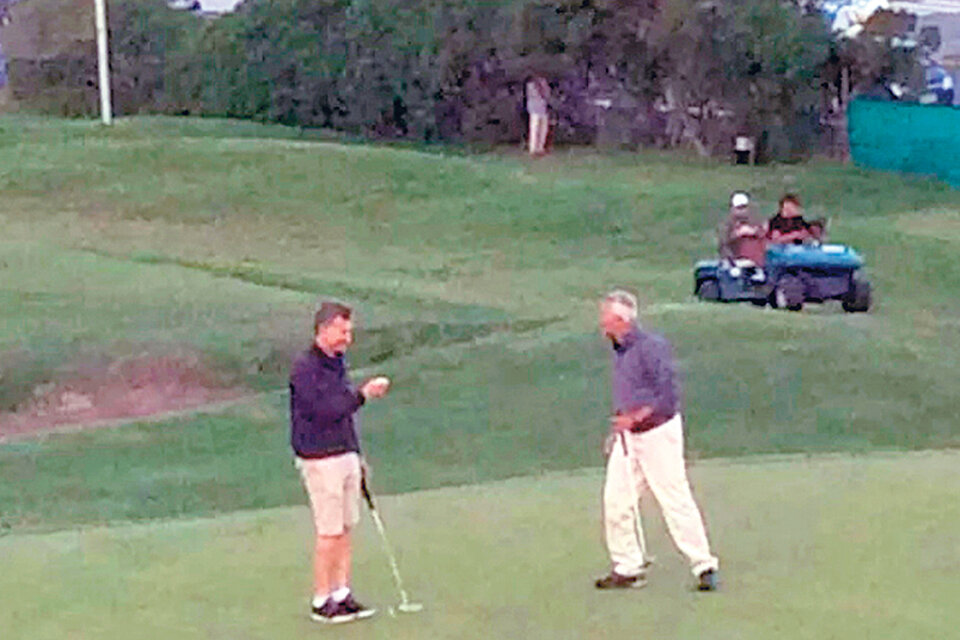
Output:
[595, 571, 647, 589]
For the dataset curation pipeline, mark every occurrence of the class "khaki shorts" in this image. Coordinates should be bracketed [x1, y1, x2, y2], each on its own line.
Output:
[296, 453, 361, 536]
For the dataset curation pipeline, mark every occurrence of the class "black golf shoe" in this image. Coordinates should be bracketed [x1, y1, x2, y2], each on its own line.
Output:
[310, 598, 357, 624]
[595, 571, 647, 589]
[340, 594, 376, 620]
[696, 568, 719, 592]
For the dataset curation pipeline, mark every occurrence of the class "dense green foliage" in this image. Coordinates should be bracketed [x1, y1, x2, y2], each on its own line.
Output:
[2, 0, 835, 157]
[114, 0, 830, 156]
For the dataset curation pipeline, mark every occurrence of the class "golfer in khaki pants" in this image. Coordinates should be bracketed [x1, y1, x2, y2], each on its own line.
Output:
[595, 291, 720, 591]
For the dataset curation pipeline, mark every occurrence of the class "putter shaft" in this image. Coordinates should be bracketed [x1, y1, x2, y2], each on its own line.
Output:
[362, 478, 423, 611]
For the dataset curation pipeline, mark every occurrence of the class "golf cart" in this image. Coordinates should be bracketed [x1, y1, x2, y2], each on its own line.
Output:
[693, 242, 872, 312]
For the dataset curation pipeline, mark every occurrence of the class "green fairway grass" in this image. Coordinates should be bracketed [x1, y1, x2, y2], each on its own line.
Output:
[3, 451, 959, 639]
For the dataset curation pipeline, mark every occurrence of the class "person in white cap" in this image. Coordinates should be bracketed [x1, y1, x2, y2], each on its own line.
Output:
[719, 191, 767, 279]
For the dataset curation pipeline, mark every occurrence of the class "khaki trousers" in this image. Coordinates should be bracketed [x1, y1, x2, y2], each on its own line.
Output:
[296, 453, 361, 536]
[603, 415, 719, 577]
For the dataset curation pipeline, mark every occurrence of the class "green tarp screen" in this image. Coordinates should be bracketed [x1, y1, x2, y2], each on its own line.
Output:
[848, 98, 960, 188]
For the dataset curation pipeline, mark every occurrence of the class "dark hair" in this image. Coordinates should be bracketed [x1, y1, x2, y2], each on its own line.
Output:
[778, 193, 802, 211]
[314, 301, 352, 334]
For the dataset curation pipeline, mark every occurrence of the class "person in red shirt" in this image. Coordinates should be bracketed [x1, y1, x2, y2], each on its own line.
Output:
[719, 191, 767, 266]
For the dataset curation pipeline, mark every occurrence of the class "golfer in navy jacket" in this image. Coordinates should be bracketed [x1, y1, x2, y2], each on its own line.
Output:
[595, 290, 720, 592]
[291, 301, 390, 624]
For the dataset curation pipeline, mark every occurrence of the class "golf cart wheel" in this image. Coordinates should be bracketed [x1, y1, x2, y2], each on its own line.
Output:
[696, 279, 720, 301]
[842, 278, 871, 313]
[772, 275, 804, 311]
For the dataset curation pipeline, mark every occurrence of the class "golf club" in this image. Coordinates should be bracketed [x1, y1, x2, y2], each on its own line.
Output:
[620, 432, 655, 568]
[361, 477, 424, 614]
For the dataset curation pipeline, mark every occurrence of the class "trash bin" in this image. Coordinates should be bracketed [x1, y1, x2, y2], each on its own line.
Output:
[734, 135, 755, 165]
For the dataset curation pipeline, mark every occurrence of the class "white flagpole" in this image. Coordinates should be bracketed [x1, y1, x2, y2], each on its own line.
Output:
[93, 0, 112, 125]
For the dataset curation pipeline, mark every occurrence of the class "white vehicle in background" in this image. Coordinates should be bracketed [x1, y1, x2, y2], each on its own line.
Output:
[167, 0, 243, 16]
[923, 62, 956, 104]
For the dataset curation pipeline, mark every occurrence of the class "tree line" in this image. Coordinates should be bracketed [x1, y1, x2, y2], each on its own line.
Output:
[6, 0, 916, 159]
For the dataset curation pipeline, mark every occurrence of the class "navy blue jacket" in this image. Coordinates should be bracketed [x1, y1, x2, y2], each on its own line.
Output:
[611, 326, 681, 430]
[289, 346, 364, 459]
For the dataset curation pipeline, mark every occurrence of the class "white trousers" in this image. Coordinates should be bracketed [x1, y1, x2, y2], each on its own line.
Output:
[603, 415, 719, 577]
[528, 113, 548, 154]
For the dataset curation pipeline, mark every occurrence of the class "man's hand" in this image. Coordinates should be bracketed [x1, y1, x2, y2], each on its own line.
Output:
[609, 414, 635, 433]
[360, 376, 391, 400]
[734, 224, 761, 238]
[772, 229, 809, 243]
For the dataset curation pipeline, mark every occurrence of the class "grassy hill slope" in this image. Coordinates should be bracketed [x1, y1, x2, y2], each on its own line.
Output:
[0, 115, 958, 534]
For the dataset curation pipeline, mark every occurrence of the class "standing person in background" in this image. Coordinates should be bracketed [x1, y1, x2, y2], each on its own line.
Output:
[290, 301, 391, 624]
[594, 290, 720, 592]
[526, 75, 551, 156]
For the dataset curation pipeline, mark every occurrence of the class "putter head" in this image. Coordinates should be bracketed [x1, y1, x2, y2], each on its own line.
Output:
[396, 602, 424, 613]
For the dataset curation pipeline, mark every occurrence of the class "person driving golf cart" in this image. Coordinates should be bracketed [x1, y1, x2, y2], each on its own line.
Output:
[718, 191, 767, 281]
[767, 193, 825, 245]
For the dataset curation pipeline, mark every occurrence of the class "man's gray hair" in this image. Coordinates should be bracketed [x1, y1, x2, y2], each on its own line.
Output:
[604, 289, 639, 322]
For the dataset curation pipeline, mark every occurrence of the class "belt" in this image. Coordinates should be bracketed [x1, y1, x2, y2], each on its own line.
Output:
[629, 412, 674, 433]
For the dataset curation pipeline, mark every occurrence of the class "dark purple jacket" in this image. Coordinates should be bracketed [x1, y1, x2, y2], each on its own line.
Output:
[611, 326, 681, 430]
[289, 346, 364, 459]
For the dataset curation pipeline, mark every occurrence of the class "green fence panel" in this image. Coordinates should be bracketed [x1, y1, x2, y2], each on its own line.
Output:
[848, 98, 960, 188]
